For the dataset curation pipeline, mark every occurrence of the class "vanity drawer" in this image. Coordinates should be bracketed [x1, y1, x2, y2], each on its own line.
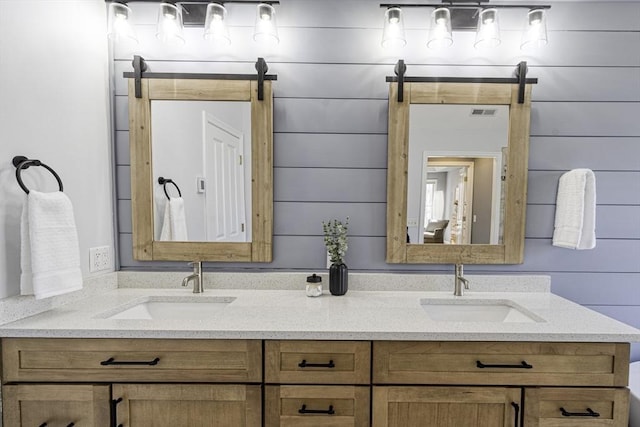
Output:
[373, 341, 629, 387]
[265, 340, 371, 385]
[2, 338, 262, 383]
[524, 387, 629, 426]
[265, 385, 370, 426]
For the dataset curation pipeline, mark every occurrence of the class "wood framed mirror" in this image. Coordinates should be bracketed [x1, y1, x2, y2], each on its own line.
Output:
[128, 74, 273, 262]
[386, 80, 533, 264]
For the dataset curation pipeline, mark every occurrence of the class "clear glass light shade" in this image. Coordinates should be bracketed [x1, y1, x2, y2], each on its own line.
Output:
[204, 3, 231, 45]
[253, 3, 279, 45]
[156, 3, 185, 45]
[474, 8, 501, 48]
[427, 8, 453, 49]
[107, 2, 138, 43]
[521, 9, 548, 49]
[382, 7, 406, 49]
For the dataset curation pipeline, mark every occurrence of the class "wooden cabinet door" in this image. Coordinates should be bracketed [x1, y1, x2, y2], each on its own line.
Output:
[373, 386, 521, 427]
[112, 384, 261, 427]
[524, 387, 629, 426]
[2, 384, 110, 427]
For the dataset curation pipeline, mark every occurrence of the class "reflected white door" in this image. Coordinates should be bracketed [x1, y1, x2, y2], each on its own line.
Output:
[203, 113, 246, 242]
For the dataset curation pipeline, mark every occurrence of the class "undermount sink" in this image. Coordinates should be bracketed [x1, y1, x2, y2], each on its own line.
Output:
[420, 298, 544, 323]
[98, 296, 236, 320]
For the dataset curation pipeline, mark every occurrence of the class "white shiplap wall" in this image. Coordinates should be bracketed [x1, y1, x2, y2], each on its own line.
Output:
[111, 1, 640, 358]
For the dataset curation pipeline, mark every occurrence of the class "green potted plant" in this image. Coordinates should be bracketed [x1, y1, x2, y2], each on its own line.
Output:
[322, 217, 349, 295]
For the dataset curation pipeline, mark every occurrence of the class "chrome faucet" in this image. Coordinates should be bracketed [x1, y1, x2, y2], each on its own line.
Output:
[454, 264, 470, 296]
[182, 261, 203, 293]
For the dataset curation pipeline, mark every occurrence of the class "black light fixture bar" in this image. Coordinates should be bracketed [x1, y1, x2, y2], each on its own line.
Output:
[380, 3, 550, 9]
[109, 1, 280, 4]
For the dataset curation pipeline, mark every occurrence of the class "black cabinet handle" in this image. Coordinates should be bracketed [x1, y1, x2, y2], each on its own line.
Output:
[298, 359, 335, 368]
[111, 397, 123, 427]
[476, 360, 533, 369]
[101, 357, 160, 366]
[298, 404, 335, 415]
[39, 424, 47, 427]
[511, 402, 520, 427]
[560, 407, 600, 417]
[38, 423, 74, 427]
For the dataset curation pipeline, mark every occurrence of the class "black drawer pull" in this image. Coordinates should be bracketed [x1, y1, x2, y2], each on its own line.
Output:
[100, 357, 160, 366]
[476, 360, 533, 369]
[560, 407, 600, 417]
[298, 359, 335, 368]
[38, 423, 74, 427]
[298, 404, 335, 415]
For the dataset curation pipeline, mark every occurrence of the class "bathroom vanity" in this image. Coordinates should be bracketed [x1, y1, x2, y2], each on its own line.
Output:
[1, 282, 638, 426]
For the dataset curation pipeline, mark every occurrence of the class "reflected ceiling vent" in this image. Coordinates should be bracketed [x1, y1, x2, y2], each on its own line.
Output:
[471, 108, 497, 116]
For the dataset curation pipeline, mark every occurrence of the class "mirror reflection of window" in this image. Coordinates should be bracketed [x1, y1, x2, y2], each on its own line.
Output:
[407, 104, 508, 245]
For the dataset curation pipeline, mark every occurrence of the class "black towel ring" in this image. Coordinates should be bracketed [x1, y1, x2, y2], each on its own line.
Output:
[12, 155, 64, 194]
[158, 177, 182, 199]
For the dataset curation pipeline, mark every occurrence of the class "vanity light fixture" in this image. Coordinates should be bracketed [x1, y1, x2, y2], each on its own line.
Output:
[203, 2, 231, 45]
[379, 2, 551, 50]
[521, 8, 548, 49]
[107, 1, 138, 43]
[427, 7, 453, 49]
[105, 1, 280, 46]
[474, 8, 500, 48]
[156, 2, 185, 45]
[253, 3, 279, 45]
[382, 7, 407, 49]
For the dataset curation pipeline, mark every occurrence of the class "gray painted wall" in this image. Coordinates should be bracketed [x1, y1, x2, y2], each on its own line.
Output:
[111, 1, 640, 358]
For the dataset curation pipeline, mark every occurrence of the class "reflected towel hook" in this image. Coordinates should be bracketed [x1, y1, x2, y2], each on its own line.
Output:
[12, 155, 64, 194]
[158, 177, 182, 199]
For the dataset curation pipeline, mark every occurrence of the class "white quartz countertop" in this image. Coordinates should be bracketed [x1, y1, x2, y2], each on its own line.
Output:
[1, 286, 639, 342]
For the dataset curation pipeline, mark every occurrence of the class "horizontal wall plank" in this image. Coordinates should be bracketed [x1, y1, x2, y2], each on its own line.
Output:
[115, 130, 129, 166]
[526, 205, 640, 239]
[274, 168, 386, 203]
[114, 96, 128, 131]
[525, 239, 639, 273]
[274, 99, 387, 134]
[115, 61, 640, 102]
[116, 165, 131, 200]
[527, 170, 640, 205]
[115, 27, 640, 67]
[274, 202, 386, 237]
[118, 199, 132, 234]
[531, 102, 640, 137]
[529, 137, 640, 171]
[549, 272, 640, 306]
[274, 133, 387, 168]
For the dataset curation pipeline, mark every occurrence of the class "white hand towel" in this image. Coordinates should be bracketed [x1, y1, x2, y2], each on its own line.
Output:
[553, 169, 596, 250]
[159, 197, 188, 241]
[20, 191, 83, 299]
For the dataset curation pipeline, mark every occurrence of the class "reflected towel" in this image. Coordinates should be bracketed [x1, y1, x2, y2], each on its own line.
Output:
[552, 169, 596, 250]
[159, 197, 188, 241]
[20, 191, 83, 299]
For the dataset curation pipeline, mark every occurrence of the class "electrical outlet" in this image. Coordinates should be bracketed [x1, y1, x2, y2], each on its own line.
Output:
[89, 246, 111, 273]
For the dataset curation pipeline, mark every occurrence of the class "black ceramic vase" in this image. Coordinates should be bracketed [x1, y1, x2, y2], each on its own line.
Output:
[329, 263, 348, 296]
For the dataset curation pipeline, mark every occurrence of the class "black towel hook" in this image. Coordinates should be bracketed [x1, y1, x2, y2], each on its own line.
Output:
[12, 155, 63, 194]
[158, 177, 182, 199]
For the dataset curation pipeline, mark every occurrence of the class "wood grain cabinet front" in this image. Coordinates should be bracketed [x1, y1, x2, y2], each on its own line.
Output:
[1, 338, 262, 383]
[112, 384, 262, 427]
[524, 387, 630, 426]
[2, 384, 110, 427]
[372, 386, 522, 427]
[265, 340, 371, 385]
[265, 385, 370, 427]
[373, 341, 629, 387]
